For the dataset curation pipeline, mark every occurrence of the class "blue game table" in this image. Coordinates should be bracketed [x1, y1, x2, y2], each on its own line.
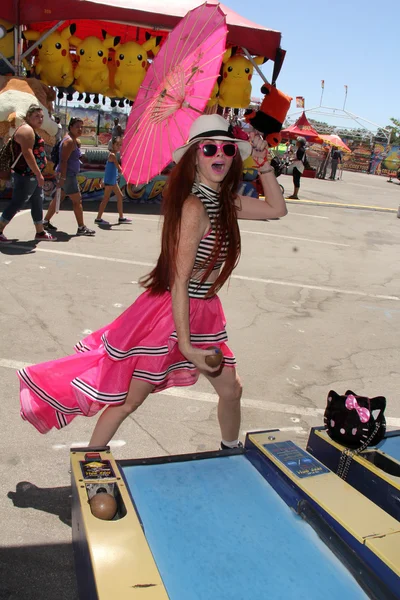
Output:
[71, 430, 400, 599]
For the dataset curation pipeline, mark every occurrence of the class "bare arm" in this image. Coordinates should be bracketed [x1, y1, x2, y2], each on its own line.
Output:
[171, 196, 221, 373]
[236, 169, 287, 220]
[58, 138, 75, 182]
[235, 132, 287, 220]
[110, 152, 122, 174]
[14, 124, 42, 180]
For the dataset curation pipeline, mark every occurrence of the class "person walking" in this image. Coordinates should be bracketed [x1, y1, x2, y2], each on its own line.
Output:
[43, 118, 95, 236]
[330, 147, 341, 180]
[94, 136, 132, 225]
[287, 137, 307, 199]
[0, 103, 55, 243]
[18, 114, 287, 449]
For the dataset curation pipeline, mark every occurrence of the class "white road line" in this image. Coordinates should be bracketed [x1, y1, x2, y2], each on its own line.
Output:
[2, 358, 399, 427]
[241, 230, 349, 247]
[232, 274, 400, 301]
[110, 213, 330, 222]
[160, 386, 400, 426]
[4, 246, 399, 301]
[0, 358, 27, 370]
[8, 245, 154, 267]
[243, 426, 306, 435]
[53, 440, 126, 449]
[288, 212, 329, 220]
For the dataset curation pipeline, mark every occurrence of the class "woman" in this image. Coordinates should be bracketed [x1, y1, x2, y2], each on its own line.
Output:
[287, 137, 307, 199]
[95, 136, 132, 225]
[43, 117, 95, 236]
[18, 114, 287, 449]
[0, 104, 55, 243]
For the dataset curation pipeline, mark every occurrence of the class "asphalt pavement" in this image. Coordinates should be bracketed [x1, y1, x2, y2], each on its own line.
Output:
[0, 170, 399, 599]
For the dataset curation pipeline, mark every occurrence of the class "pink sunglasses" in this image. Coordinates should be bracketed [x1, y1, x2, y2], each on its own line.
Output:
[198, 142, 238, 158]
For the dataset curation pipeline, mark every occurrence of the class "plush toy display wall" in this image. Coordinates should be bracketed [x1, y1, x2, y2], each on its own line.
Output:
[23, 25, 164, 104]
[218, 47, 267, 109]
[0, 20, 14, 75]
[245, 83, 292, 147]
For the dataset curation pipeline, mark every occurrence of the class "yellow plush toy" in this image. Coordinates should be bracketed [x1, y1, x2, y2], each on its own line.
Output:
[113, 33, 161, 101]
[0, 20, 14, 75]
[206, 81, 219, 108]
[69, 31, 120, 101]
[218, 47, 267, 109]
[23, 24, 77, 88]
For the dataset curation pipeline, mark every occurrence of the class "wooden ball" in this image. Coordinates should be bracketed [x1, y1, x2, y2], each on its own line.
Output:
[89, 492, 117, 520]
[205, 346, 223, 368]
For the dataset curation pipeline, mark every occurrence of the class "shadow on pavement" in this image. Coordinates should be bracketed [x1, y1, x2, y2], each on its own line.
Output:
[8, 481, 72, 527]
[0, 542, 78, 600]
[0, 240, 37, 255]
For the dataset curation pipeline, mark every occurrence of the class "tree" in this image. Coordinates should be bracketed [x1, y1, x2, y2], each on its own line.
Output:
[386, 118, 400, 144]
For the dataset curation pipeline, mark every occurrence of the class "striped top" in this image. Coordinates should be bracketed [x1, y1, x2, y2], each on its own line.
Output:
[188, 182, 228, 298]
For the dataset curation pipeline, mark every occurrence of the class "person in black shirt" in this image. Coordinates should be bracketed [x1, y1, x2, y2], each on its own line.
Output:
[287, 137, 306, 199]
[330, 147, 341, 180]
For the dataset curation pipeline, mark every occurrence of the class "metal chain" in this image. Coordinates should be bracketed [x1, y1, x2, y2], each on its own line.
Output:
[336, 421, 381, 480]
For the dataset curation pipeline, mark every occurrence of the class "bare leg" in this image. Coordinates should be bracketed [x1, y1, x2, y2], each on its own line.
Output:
[89, 378, 154, 446]
[203, 366, 242, 442]
[70, 191, 85, 227]
[115, 185, 124, 218]
[287, 186, 299, 199]
[45, 191, 65, 221]
[96, 186, 112, 220]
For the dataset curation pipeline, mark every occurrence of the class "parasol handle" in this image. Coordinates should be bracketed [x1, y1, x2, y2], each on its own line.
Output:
[242, 48, 269, 86]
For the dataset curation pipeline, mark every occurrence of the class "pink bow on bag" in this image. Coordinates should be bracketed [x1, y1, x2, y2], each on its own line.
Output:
[345, 394, 370, 423]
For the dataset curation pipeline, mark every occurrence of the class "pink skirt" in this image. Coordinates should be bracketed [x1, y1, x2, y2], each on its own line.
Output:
[18, 290, 236, 434]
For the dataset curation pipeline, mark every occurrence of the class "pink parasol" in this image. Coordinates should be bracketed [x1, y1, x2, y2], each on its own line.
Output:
[121, 2, 227, 185]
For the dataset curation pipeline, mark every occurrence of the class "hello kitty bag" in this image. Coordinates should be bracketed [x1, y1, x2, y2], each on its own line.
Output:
[324, 389, 386, 450]
[324, 390, 386, 479]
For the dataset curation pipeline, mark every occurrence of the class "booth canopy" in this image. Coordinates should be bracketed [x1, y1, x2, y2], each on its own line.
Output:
[4, 0, 283, 60]
[281, 112, 322, 143]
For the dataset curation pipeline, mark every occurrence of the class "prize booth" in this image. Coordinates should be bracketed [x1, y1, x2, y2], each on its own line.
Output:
[0, 0, 289, 202]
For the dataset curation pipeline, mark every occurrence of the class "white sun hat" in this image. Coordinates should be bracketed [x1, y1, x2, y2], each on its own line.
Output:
[172, 114, 252, 163]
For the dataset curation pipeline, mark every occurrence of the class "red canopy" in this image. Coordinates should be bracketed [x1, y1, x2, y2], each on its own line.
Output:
[6, 0, 282, 60]
[281, 112, 322, 143]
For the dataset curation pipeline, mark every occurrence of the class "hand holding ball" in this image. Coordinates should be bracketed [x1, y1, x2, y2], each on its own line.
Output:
[205, 346, 223, 368]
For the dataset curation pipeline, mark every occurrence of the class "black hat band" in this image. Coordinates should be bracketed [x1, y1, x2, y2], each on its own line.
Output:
[189, 129, 234, 142]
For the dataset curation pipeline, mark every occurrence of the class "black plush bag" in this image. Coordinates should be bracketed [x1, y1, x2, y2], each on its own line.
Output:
[324, 389, 386, 450]
[0, 135, 21, 180]
[0, 138, 15, 180]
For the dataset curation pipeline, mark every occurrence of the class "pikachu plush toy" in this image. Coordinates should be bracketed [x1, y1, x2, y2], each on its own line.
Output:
[113, 33, 161, 102]
[69, 30, 120, 102]
[0, 19, 14, 75]
[218, 47, 267, 109]
[23, 24, 77, 88]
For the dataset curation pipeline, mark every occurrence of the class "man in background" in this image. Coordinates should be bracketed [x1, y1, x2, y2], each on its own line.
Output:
[54, 116, 63, 143]
[330, 146, 342, 180]
[112, 117, 123, 138]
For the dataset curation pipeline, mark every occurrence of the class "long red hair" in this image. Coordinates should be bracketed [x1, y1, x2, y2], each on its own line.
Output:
[140, 142, 243, 297]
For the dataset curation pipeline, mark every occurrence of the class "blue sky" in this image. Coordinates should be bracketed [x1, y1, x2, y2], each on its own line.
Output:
[226, 0, 399, 129]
